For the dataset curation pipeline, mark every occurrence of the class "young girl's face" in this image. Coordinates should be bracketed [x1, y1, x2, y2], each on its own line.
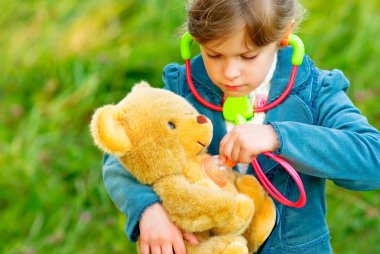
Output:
[199, 27, 279, 97]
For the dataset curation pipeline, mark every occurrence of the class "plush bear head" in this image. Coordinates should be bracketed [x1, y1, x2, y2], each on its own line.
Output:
[90, 81, 213, 185]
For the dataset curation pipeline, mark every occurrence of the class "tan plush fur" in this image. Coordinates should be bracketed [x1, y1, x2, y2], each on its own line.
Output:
[90, 82, 276, 254]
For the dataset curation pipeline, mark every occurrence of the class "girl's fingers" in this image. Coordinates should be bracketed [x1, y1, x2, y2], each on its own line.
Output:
[220, 135, 234, 159]
[239, 149, 255, 164]
[173, 238, 186, 254]
[151, 245, 162, 254]
[226, 140, 239, 163]
[139, 242, 150, 254]
[161, 243, 174, 254]
[231, 142, 241, 163]
[182, 231, 199, 245]
[218, 154, 227, 165]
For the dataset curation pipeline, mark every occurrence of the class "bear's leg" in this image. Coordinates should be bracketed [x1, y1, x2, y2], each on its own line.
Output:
[236, 175, 276, 253]
[211, 194, 254, 235]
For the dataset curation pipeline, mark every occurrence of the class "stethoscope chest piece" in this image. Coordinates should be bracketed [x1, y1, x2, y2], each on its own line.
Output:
[222, 96, 253, 125]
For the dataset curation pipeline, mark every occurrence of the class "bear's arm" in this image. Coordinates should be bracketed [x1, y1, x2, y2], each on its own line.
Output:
[153, 174, 238, 232]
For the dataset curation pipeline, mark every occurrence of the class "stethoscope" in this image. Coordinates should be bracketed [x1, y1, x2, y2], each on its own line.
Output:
[180, 32, 307, 208]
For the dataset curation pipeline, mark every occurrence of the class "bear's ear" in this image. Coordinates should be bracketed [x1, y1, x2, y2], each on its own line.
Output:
[90, 105, 131, 156]
[132, 80, 151, 91]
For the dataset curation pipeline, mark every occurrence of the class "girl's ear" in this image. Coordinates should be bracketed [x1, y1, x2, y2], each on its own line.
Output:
[282, 19, 296, 39]
[279, 19, 296, 47]
[90, 105, 132, 156]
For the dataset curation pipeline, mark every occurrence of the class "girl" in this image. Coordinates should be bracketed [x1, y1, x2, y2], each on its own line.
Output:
[102, 0, 380, 253]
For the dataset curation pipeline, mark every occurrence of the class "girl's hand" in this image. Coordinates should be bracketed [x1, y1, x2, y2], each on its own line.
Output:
[219, 124, 279, 164]
[139, 203, 199, 254]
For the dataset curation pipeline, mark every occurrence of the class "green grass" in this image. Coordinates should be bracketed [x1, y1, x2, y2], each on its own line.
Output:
[0, 0, 379, 253]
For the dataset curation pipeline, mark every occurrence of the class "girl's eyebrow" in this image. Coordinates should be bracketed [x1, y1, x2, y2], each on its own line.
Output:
[203, 46, 219, 54]
[240, 49, 258, 55]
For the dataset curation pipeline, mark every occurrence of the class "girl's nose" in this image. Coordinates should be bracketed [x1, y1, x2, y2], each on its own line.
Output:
[223, 61, 240, 81]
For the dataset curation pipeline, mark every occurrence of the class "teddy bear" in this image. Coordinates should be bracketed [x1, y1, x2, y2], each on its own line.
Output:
[90, 81, 276, 254]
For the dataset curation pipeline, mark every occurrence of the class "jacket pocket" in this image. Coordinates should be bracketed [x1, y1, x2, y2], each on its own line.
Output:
[267, 233, 331, 253]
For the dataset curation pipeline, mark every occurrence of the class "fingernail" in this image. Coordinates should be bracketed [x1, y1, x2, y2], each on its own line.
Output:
[218, 155, 227, 164]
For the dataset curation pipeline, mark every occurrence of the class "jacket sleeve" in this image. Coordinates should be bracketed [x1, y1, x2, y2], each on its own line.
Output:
[102, 153, 160, 242]
[270, 69, 380, 190]
[101, 63, 182, 242]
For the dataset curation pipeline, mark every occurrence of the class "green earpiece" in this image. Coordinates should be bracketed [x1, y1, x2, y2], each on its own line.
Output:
[287, 34, 305, 66]
[180, 32, 194, 60]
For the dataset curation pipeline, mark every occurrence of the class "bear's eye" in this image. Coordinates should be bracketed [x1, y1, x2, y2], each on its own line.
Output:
[168, 121, 176, 130]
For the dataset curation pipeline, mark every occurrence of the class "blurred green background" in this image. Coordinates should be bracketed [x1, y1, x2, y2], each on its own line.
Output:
[0, 0, 379, 253]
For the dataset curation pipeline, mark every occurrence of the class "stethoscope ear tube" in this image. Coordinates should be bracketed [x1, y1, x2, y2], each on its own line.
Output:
[185, 60, 223, 111]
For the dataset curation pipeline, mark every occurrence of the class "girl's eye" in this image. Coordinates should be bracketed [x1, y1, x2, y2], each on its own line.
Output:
[207, 54, 221, 59]
[241, 54, 258, 60]
[168, 121, 176, 129]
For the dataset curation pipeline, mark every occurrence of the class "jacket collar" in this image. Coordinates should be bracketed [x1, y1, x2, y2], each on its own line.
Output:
[189, 47, 311, 103]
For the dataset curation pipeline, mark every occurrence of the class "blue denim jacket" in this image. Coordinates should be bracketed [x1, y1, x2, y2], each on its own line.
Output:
[102, 47, 380, 253]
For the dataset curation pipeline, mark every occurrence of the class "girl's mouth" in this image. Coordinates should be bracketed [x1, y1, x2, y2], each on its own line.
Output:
[224, 84, 244, 91]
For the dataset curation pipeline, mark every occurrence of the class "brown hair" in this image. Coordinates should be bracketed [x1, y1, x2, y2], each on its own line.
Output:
[187, 0, 306, 46]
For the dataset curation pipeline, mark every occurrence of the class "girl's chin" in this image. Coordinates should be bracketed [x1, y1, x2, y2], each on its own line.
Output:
[221, 85, 254, 97]
[223, 89, 249, 97]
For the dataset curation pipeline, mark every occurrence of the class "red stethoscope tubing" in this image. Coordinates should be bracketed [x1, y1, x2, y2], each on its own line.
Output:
[185, 59, 307, 208]
[185, 60, 299, 113]
[254, 152, 306, 208]
[186, 60, 223, 111]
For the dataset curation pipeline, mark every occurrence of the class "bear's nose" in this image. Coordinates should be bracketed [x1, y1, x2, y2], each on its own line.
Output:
[196, 115, 208, 124]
